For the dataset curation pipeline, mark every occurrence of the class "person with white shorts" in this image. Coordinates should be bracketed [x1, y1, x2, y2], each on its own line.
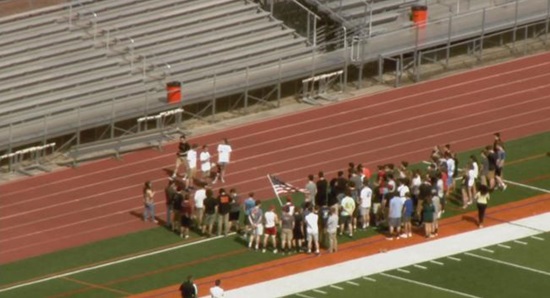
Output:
[216, 138, 232, 183]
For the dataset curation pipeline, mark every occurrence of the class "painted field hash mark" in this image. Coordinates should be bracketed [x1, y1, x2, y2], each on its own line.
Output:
[312, 289, 327, 294]
[380, 273, 482, 298]
[514, 240, 528, 245]
[362, 276, 376, 282]
[481, 248, 494, 253]
[447, 256, 462, 261]
[329, 285, 343, 290]
[530, 236, 544, 241]
[430, 260, 444, 266]
[346, 281, 359, 286]
[497, 244, 511, 249]
[414, 264, 427, 270]
[397, 268, 410, 273]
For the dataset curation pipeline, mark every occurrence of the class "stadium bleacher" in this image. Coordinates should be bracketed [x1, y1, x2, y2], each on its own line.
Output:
[0, 0, 315, 150]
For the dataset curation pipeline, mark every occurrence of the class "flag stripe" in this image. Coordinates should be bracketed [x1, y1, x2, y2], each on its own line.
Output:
[269, 174, 308, 194]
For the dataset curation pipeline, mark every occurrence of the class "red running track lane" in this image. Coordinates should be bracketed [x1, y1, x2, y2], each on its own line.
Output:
[1, 52, 549, 264]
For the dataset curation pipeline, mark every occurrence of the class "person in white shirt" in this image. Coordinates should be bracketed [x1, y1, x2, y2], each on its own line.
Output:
[359, 180, 372, 229]
[216, 138, 232, 183]
[199, 144, 212, 181]
[185, 144, 198, 189]
[262, 205, 279, 253]
[305, 206, 320, 255]
[209, 279, 225, 298]
[397, 179, 410, 198]
[194, 185, 207, 233]
[339, 192, 356, 237]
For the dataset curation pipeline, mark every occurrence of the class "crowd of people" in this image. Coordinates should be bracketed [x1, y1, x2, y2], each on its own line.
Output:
[143, 133, 507, 257]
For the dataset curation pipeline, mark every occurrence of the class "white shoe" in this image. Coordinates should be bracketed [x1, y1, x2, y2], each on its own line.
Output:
[408, 233, 412, 238]
[502, 184, 508, 191]
[262, 249, 266, 253]
[273, 249, 278, 254]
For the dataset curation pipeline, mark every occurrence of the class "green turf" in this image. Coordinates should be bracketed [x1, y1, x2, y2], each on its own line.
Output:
[0, 131, 549, 297]
[289, 234, 550, 298]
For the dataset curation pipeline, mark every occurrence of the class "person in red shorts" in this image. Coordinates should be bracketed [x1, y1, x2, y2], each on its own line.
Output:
[263, 205, 279, 253]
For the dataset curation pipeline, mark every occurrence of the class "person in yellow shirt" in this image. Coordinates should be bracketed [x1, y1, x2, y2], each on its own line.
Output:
[475, 185, 490, 228]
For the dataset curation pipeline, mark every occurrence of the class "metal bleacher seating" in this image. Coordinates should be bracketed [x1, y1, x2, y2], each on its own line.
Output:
[305, 0, 419, 35]
[0, 0, 315, 151]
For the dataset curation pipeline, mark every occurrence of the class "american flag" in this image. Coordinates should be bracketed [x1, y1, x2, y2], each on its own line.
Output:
[268, 174, 308, 194]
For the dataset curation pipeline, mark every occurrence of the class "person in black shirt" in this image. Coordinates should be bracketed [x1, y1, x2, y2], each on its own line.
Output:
[179, 275, 198, 298]
[486, 145, 498, 190]
[172, 134, 191, 179]
[203, 189, 218, 237]
[315, 171, 328, 207]
[164, 179, 177, 229]
[217, 188, 231, 236]
[172, 189, 184, 233]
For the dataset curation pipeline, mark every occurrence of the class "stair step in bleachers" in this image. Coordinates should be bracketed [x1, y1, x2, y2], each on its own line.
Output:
[0, 0, 316, 149]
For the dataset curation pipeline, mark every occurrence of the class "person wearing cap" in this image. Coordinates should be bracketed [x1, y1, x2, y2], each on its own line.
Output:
[263, 205, 279, 253]
[172, 134, 190, 179]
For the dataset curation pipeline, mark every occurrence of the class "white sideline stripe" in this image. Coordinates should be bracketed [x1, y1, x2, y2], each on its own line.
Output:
[362, 276, 377, 282]
[447, 256, 462, 261]
[296, 293, 316, 298]
[498, 244, 511, 249]
[514, 240, 528, 245]
[430, 260, 444, 266]
[0, 234, 233, 293]
[346, 281, 359, 286]
[531, 236, 544, 241]
[503, 180, 550, 194]
[414, 264, 427, 270]
[480, 248, 494, 253]
[465, 253, 550, 277]
[5, 57, 549, 197]
[225, 213, 550, 297]
[397, 268, 410, 273]
[312, 289, 327, 294]
[329, 285, 343, 290]
[379, 273, 482, 298]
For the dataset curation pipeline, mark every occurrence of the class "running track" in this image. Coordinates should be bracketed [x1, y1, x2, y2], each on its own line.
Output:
[1, 52, 549, 264]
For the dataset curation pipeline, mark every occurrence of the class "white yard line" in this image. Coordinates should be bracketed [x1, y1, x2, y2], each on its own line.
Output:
[503, 180, 550, 194]
[531, 236, 544, 241]
[465, 253, 550, 277]
[346, 281, 359, 286]
[514, 240, 528, 245]
[397, 268, 410, 274]
[329, 285, 343, 290]
[379, 273, 483, 298]
[0, 234, 234, 293]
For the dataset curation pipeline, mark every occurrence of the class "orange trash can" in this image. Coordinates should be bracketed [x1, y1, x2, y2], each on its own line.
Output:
[411, 5, 428, 25]
[166, 81, 181, 104]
